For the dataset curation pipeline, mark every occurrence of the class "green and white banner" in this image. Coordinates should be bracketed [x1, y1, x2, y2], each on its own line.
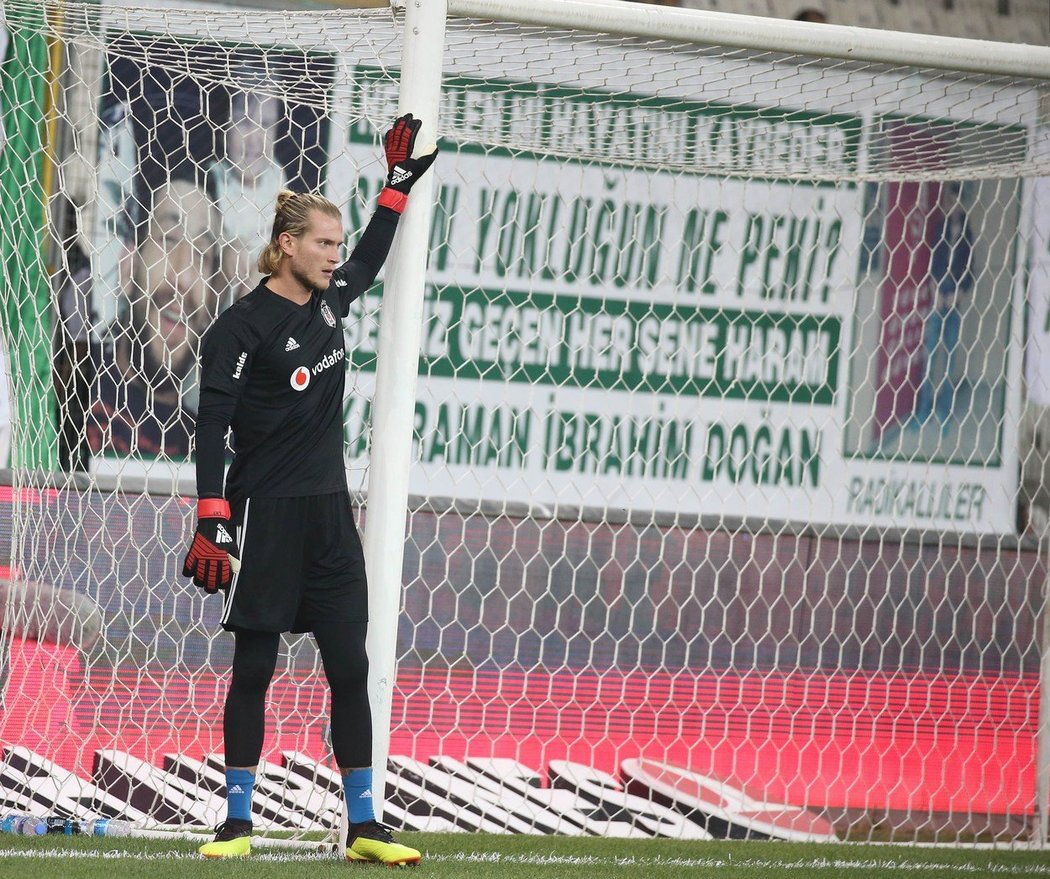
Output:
[0, 6, 57, 471]
[78, 6, 1036, 535]
[0, 14, 9, 151]
[0, 14, 9, 468]
[1025, 130, 1050, 407]
[330, 68, 1032, 535]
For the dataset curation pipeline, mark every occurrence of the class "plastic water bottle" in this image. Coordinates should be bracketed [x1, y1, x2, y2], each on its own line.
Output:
[0, 814, 26, 834]
[2, 813, 135, 838]
[45, 817, 79, 835]
[13, 816, 47, 836]
[0, 814, 41, 834]
[81, 818, 134, 838]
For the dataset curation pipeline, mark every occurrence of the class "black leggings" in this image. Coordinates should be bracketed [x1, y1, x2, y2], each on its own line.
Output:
[223, 620, 372, 769]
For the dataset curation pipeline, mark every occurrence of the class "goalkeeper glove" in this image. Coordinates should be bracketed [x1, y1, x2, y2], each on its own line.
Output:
[377, 113, 438, 214]
[182, 498, 241, 594]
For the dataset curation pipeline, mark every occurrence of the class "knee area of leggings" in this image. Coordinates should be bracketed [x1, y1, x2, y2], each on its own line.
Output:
[324, 663, 368, 695]
[230, 646, 279, 692]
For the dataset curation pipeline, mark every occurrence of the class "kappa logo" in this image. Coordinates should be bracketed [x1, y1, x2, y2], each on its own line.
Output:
[320, 300, 337, 328]
[390, 166, 412, 186]
[232, 351, 247, 379]
[285, 337, 300, 352]
[215, 524, 233, 545]
[290, 346, 345, 392]
[333, 277, 347, 288]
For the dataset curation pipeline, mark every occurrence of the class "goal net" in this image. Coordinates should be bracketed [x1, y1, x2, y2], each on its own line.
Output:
[1, 0, 1049, 846]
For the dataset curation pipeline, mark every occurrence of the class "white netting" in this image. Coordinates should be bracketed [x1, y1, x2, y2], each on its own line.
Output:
[1, 0, 1049, 846]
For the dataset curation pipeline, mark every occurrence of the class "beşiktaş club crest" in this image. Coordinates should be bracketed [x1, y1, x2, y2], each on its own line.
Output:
[320, 300, 337, 327]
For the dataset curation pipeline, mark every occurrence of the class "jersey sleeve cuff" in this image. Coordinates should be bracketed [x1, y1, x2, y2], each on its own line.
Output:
[198, 498, 232, 519]
[377, 187, 409, 214]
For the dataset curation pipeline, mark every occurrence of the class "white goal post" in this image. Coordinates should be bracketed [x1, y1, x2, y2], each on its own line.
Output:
[361, 0, 447, 828]
[1, 0, 1050, 849]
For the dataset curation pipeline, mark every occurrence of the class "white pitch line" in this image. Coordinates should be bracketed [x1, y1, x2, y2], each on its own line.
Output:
[1, 849, 1050, 873]
[429, 854, 1050, 874]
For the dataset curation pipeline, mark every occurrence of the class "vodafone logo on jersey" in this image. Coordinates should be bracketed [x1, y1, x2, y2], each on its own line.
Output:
[289, 347, 345, 392]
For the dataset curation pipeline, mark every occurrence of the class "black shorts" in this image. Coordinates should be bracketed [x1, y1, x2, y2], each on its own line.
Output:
[221, 492, 368, 633]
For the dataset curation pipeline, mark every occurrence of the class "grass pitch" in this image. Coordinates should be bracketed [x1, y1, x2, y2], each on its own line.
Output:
[0, 831, 1047, 878]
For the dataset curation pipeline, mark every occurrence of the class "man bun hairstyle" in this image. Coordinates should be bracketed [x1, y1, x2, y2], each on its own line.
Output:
[258, 189, 342, 275]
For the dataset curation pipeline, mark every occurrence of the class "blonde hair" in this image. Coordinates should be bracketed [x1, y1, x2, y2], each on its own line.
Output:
[257, 190, 342, 274]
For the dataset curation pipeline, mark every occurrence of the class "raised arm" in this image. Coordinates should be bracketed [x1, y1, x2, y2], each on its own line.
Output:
[335, 113, 438, 315]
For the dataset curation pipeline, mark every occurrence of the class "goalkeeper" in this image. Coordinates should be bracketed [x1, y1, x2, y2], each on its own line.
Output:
[182, 114, 436, 865]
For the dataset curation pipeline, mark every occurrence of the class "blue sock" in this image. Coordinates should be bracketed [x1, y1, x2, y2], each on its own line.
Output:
[225, 768, 255, 823]
[343, 768, 375, 824]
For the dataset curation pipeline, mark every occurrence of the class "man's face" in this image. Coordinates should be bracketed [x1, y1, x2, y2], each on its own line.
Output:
[283, 209, 344, 292]
[227, 93, 279, 181]
[134, 178, 219, 380]
[940, 184, 963, 216]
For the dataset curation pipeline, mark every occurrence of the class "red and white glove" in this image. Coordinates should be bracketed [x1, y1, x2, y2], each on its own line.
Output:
[182, 498, 240, 593]
[377, 113, 438, 214]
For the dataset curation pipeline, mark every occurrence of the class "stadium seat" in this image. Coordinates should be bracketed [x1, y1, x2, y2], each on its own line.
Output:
[990, 10, 1047, 44]
[843, 4, 888, 30]
[728, 0, 777, 17]
[679, 0, 776, 15]
[880, 2, 938, 35]
[764, 0, 828, 21]
[948, 0, 998, 40]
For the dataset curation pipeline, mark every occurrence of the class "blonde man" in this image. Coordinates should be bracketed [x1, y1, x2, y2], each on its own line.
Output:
[183, 115, 436, 864]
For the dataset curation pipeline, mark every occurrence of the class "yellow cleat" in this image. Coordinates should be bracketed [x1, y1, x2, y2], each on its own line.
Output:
[345, 821, 421, 867]
[199, 819, 253, 858]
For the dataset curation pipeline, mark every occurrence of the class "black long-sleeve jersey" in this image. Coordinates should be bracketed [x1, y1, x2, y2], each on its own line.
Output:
[194, 206, 399, 502]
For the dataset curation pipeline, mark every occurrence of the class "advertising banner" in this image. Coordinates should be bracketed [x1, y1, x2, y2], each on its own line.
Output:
[84, 33, 336, 465]
[1025, 130, 1050, 406]
[81, 9, 1037, 535]
[334, 70, 1028, 534]
[0, 7, 56, 471]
